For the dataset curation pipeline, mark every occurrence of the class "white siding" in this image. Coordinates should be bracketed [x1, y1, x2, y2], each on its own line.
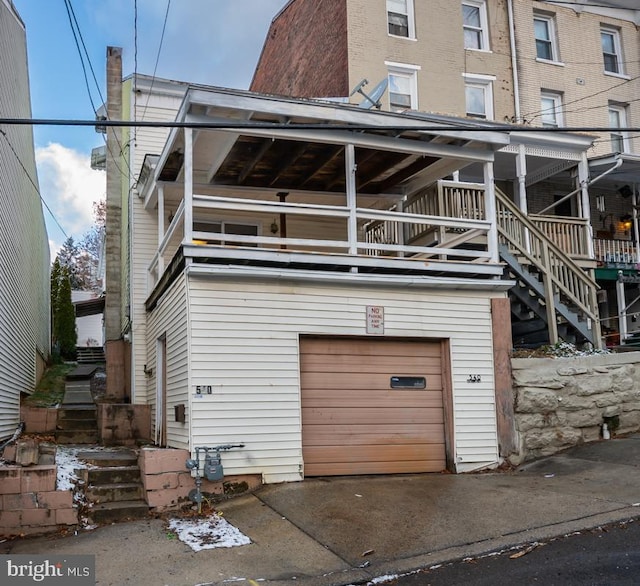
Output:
[0, 0, 50, 439]
[146, 272, 190, 449]
[128, 80, 187, 404]
[187, 274, 502, 483]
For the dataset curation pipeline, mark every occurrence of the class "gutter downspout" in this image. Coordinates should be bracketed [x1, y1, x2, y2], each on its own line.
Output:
[538, 156, 623, 215]
[507, 0, 522, 124]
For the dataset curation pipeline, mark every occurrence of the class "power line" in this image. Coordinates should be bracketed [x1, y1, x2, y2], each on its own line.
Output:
[140, 0, 172, 122]
[4, 117, 640, 133]
[0, 128, 69, 239]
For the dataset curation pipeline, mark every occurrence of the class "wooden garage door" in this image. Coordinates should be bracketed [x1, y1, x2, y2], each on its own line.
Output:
[301, 337, 446, 476]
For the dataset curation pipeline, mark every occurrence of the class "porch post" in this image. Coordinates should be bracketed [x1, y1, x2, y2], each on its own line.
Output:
[345, 143, 358, 257]
[515, 144, 527, 214]
[483, 161, 499, 264]
[184, 127, 193, 243]
[579, 153, 594, 259]
[633, 188, 639, 264]
[617, 271, 628, 343]
[157, 185, 165, 275]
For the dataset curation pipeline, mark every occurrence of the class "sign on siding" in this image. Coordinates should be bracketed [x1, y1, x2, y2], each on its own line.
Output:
[366, 305, 385, 335]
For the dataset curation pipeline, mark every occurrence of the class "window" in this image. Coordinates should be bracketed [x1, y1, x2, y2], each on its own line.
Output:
[387, 63, 420, 111]
[609, 103, 629, 153]
[540, 92, 563, 127]
[463, 1, 489, 51]
[387, 0, 415, 38]
[601, 27, 623, 75]
[534, 14, 558, 62]
[464, 74, 495, 120]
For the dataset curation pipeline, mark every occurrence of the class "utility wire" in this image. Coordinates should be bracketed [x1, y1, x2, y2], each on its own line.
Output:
[5, 117, 640, 133]
[140, 0, 172, 122]
[0, 128, 69, 239]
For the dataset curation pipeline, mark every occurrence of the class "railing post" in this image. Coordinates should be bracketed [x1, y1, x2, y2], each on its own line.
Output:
[589, 269, 603, 349]
[541, 241, 559, 344]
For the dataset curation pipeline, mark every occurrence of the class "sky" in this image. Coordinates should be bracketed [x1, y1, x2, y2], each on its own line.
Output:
[12, 0, 289, 257]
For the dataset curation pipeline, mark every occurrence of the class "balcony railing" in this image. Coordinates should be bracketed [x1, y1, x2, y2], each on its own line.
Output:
[147, 188, 498, 291]
[594, 238, 639, 266]
[529, 214, 590, 259]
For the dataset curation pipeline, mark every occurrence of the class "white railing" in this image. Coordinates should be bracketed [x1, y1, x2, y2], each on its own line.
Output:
[147, 190, 496, 289]
[529, 214, 590, 259]
[594, 238, 639, 265]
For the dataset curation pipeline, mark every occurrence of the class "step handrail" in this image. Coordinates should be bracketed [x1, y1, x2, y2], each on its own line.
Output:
[495, 188, 601, 346]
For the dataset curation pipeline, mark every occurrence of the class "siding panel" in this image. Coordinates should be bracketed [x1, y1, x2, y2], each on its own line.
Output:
[187, 275, 501, 482]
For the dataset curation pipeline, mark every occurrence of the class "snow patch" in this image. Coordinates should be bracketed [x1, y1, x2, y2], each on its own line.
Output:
[168, 514, 251, 552]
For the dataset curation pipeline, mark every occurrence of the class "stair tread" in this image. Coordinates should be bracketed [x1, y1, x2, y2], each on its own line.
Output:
[88, 482, 143, 489]
[90, 501, 148, 511]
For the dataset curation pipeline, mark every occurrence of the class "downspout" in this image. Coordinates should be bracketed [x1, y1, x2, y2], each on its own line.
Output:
[507, 0, 522, 124]
[538, 156, 623, 215]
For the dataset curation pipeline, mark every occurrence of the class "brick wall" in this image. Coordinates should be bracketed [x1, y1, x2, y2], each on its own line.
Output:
[139, 448, 261, 512]
[0, 464, 77, 537]
[250, 0, 349, 98]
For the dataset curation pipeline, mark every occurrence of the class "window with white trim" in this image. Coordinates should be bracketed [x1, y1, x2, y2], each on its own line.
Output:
[464, 75, 494, 120]
[387, 0, 415, 39]
[601, 27, 623, 75]
[533, 13, 559, 62]
[387, 64, 419, 111]
[462, 1, 489, 51]
[609, 103, 629, 153]
[540, 92, 563, 127]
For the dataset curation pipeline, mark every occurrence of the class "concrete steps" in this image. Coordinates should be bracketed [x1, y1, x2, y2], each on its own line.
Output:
[56, 407, 98, 444]
[79, 450, 148, 525]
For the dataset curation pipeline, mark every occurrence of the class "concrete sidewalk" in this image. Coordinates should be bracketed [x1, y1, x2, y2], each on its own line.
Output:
[5, 435, 640, 586]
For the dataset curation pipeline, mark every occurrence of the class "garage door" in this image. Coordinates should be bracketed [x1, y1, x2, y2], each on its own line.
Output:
[301, 336, 447, 476]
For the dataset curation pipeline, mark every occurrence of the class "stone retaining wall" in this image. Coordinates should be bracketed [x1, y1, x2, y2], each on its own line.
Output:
[139, 448, 261, 512]
[510, 351, 640, 465]
[97, 404, 151, 446]
[19, 406, 57, 434]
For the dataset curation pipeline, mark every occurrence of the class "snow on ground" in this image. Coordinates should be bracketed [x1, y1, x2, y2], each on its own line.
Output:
[168, 514, 251, 552]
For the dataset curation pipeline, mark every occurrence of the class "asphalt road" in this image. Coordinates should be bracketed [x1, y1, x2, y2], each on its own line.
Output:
[383, 519, 640, 586]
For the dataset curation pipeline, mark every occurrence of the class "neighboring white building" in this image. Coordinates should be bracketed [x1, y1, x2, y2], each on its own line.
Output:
[0, 0, 50, 439]
[72, 291, 104, 348]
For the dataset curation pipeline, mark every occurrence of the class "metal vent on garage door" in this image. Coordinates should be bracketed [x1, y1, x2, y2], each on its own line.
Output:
[300, 336, 447, 476]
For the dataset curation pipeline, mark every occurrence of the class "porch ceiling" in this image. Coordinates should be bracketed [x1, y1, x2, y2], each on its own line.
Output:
[145, 87, 511, 207]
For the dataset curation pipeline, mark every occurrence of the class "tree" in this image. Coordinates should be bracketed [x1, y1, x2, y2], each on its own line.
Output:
[54, 266, 77, 360]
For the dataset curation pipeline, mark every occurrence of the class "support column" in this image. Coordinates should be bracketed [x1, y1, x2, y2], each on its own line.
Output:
[345, 143, 358, 258]
[184, 128, 193, 243]
[157, 185, 165, 275]
[617, 271, 628, 343]
[484, 161, 499, 264]
[579, 152, 594, 259]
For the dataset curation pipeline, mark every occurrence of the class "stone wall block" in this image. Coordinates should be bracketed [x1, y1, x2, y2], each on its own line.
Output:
[618, 410, 640, 433]
[21, 466, 56, 493]
[602, 405, 622, 417]
[594, 392, 622, 408]
[581, 426, 602, 442]
[513, 369, 564, 389]
[557, 365, 589, 376]
[558, 394, 595, 411]
[573, 375, 614, 396]
[55, 509, 78, 526]
[2, 493, 38, 510]
[140, 448, 189, 475]
[566, 409, 602, 428]
[516, 388, 559, 413]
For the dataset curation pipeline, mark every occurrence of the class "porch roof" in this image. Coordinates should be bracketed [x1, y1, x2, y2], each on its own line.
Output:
[140, 86, 511, 208]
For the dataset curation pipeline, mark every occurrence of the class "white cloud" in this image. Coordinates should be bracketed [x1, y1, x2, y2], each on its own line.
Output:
[36, 143, 105, 257]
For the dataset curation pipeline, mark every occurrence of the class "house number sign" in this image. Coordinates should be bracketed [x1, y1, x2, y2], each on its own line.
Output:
[366, 305, 384, 335]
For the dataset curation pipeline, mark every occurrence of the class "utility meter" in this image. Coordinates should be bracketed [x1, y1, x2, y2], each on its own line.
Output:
[203, 451, 224, 481]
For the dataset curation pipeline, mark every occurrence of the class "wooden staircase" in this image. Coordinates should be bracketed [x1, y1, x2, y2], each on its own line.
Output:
[495, 189, 601, 348]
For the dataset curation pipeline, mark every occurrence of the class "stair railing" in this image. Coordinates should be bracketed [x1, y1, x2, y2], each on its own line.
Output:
[495, 188, 601, 348]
